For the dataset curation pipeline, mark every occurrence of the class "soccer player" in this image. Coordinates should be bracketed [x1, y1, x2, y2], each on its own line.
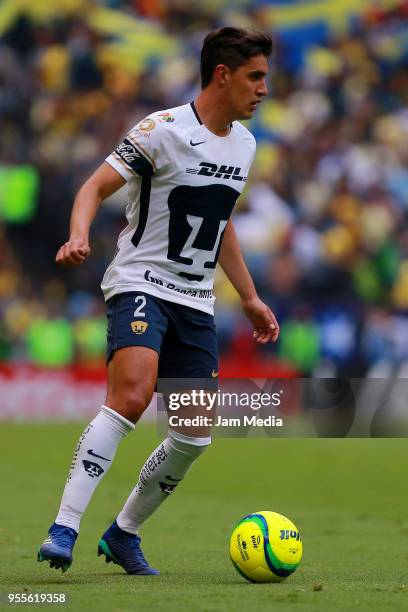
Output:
[38, 26, 279, 575]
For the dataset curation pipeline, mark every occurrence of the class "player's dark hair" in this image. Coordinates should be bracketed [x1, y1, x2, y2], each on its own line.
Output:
[200, 27, 273, 89]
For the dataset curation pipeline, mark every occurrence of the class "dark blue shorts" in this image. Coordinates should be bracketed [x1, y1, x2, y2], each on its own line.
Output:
[106, 291, 218, 379]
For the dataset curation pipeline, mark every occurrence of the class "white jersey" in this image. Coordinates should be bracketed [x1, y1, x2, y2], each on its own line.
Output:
[102, 102, 256, 314]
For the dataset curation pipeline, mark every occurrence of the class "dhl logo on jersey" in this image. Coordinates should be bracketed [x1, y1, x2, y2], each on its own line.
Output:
[186, 162, 247, 181]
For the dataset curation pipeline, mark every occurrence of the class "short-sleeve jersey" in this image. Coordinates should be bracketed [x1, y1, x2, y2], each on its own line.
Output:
[102, 102, 256, 314]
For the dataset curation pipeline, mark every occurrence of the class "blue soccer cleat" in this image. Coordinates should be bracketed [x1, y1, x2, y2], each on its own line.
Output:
[97, 521, 159, 575]
[37, 523, 78, 573]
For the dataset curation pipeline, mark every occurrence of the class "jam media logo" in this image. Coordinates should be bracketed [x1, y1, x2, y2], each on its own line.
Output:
[131, 320, 148, 334]
[82, 460, 104, 478]
[186, 162, 247, 181]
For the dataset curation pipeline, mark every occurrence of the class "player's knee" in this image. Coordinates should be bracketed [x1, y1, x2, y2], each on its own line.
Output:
[108, 389, 152, 423]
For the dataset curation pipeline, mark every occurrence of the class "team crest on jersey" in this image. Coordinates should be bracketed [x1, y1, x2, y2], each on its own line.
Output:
[131, 320, 149, 334]
[158, 112, 175, 123]
[137, 118, 155, 132]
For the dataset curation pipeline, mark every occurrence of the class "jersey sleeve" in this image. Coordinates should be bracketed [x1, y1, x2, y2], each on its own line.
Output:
[248, 132, 257, 167]
[105, 115, 164, 181]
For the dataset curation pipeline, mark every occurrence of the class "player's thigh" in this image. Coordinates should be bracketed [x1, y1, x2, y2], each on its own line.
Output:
[105, 291, 167, 421]
[158, 305, 218, 379]
[106, 346, 158, 422]
[159, 304, 218, 437]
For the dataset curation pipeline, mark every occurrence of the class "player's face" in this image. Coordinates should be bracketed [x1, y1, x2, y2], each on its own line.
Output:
[227, 54, 269, 120]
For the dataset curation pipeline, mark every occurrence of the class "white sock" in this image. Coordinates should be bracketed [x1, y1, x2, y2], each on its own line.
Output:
[55, 405, 134, 532]
[116, 429, 211, 534]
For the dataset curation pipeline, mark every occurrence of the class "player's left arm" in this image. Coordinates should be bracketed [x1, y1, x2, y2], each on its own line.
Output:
[218, 219, 279, 344]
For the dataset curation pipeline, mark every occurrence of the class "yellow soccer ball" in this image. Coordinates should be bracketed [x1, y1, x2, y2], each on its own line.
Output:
[229, 511, 302, 583]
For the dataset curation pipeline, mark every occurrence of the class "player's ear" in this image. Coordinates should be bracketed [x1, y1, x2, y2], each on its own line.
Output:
[214, 64, 230, 86]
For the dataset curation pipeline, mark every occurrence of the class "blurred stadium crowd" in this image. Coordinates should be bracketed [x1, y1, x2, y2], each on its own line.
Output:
[1, 0, 408, 376]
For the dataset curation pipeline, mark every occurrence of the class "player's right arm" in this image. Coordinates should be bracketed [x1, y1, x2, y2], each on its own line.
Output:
[56, 162, 126, 266]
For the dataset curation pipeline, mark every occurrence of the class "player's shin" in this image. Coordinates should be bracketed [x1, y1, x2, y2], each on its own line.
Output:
[55, 405, 134, 532]
[116, 429, 211, 534]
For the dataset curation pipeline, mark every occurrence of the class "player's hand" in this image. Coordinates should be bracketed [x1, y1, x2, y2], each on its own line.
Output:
[241, 296, 280, 344]
[55, 238, 90, 266]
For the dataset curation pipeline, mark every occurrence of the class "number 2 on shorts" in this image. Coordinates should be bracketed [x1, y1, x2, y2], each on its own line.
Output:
[134, 295, 146, 317]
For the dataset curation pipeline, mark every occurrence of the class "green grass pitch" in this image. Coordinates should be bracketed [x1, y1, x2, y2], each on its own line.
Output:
[1, 423, 407, 611]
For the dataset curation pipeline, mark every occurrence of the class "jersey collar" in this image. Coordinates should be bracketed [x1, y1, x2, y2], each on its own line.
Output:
[190, 101, 233, 133]
[190, 101, 203, 125]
